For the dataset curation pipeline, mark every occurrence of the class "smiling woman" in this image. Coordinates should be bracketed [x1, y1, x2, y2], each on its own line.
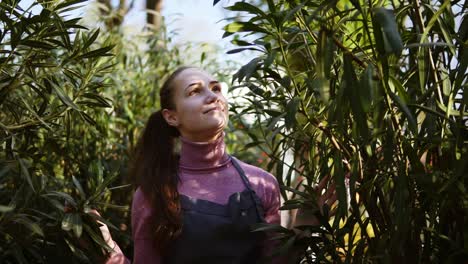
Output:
[161, 68, 229, 142]
[101, 66, 282, 263]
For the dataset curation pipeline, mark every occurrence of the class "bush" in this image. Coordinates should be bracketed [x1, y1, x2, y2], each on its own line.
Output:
[219, 0, 468, 262]
[0, 0, 185, 262]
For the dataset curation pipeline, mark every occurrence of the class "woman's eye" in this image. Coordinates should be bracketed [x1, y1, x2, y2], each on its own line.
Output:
[189, 89, 200, 96]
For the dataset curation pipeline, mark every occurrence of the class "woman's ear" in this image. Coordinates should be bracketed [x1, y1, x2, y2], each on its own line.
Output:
[162, 109, 179, 127]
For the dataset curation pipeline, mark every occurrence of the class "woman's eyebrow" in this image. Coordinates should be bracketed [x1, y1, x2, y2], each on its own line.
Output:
[185, 81, 202, 91]
[185, 80, 219, 90]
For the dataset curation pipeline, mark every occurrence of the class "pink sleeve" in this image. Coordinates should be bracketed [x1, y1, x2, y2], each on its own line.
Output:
[253, 170, 286, 264]
[262, 171, 281, 225]
[132, 188, 162, 264]
[105, 243, 131, 264]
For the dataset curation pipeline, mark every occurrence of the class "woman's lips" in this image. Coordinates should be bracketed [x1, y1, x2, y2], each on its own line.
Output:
[204, 106, 223, 113]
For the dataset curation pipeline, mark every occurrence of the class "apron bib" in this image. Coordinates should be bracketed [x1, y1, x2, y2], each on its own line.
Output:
[165, 157, 266, 264]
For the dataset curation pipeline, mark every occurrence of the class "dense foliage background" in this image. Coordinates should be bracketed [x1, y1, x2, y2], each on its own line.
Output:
[0, 0, 185, 261]
[0, 0, 466, 263]
[220, 0, 467, 263]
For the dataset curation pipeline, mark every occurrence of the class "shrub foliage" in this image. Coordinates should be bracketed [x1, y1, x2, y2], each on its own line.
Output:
[219, 0, 467, 262]
[0, 0, 183, 262]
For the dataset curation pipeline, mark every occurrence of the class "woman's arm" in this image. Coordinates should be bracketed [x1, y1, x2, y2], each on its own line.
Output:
[131, 188, 162, 264]
[291, 175, 338, 228]
[87, 209, 130, 264]
[93, 187, 163, 264]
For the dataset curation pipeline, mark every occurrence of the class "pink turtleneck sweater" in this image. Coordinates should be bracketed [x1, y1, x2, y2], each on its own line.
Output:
[106, 134, 281, 264]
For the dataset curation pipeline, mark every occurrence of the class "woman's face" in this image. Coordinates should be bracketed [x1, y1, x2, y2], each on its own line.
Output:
[162, 68, 229, 142]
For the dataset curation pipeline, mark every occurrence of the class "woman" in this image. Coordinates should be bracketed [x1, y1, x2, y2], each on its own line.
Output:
[103, 66, 336, 263]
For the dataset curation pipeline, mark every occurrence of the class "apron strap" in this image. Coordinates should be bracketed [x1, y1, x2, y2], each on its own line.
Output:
[230, 156, 265, 222]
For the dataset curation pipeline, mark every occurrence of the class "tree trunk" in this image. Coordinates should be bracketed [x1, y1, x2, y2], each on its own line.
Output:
[146, 0, 163, 27]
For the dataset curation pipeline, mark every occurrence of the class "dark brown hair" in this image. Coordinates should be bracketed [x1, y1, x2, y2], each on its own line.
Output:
[131, 66, 194, 252]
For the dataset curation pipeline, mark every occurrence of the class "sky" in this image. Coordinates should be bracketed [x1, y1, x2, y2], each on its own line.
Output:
[121, 0, 251, 65]
[17, 0, 464, 72]
[121, 0, 228, 42]
[19, 0, 250, 64]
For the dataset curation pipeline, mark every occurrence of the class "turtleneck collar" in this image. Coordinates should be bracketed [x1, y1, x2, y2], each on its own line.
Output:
[179, 132, 231, 173]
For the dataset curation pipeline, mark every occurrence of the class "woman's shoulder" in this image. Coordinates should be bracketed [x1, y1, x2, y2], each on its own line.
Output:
[132, 187, 153, 214]
[133, 187, 147, 203]
[231, 157, 279, 189]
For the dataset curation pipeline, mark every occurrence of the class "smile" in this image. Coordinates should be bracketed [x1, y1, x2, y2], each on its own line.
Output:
[204, 106, 223, 114]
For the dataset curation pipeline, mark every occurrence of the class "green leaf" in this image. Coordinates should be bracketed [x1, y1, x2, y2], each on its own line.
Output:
[18, 158, 35, 192]
[312, 77, 330, 103]
[225, 2, 266, 17]
[232, 57, 262, 83]
[21, 40, 55, 50]
[275, 235, 296, 256]
[223, 21, 268, 35]
[19, 96, 52, 130]
[55, 0, 88, 11]
[94, 202, 129, 211]
[283, 3, 305, 23]
[79, 111, 97, 126]
[226, 47, 262, 54]
[454, 44, 468, 94]
[389, 76, 410, 104]
[388, 90, 417, 134]
[64, 238, 91, 262]
[285, 97, 300, 129]
[231, 39, 254, 46]
[0, 205, 14, 212]
[71, 213, 83, 238]
[48, 79, 81, 111]
[86, 210, 119, 231]
[359, 65, 373, 112]
[418, 0, 452, 52]
[251, 223, 292, 233]
[72, 176, 86, 200]
[88, 174, 118, 203]
[74, 45, 114, 60]
[332, 154, 347, 229]
[373, 8, 403, 56]
[43, 191, 77, 207]
[344, 54, 368, 140]
[83, 224, 112, 251]
[82, 28, 100, 50]
[14, 216, 44, 237]
[280, 185, 310, 198]
[61, 213, 73, 231]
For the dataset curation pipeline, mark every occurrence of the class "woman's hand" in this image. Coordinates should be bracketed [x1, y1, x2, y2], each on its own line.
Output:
[87, 209, 130, 264]
[293, 175, 338, 227]
[87, 209, 117, 250]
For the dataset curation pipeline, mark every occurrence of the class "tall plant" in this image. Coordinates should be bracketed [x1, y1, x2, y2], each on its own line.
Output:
[218, 0, 467, 262]
[0, 0, 232, 262]
[0, 0, 120, 262]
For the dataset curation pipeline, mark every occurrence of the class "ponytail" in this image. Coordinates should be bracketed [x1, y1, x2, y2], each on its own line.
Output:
[130, 66, 194, 252]
[131, 110, 181, 252]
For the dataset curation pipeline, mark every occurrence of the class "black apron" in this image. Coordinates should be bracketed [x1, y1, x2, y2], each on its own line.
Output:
[165, 157, 266, 264]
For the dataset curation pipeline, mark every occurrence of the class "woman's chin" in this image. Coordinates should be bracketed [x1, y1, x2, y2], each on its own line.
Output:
[204, 123, 227, 138]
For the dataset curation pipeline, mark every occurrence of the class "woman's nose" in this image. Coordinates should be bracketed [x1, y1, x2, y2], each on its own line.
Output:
[205, 89, 219, 103]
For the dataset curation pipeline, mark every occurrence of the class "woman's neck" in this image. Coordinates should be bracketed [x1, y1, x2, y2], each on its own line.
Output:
[178, 132, 230, 173]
